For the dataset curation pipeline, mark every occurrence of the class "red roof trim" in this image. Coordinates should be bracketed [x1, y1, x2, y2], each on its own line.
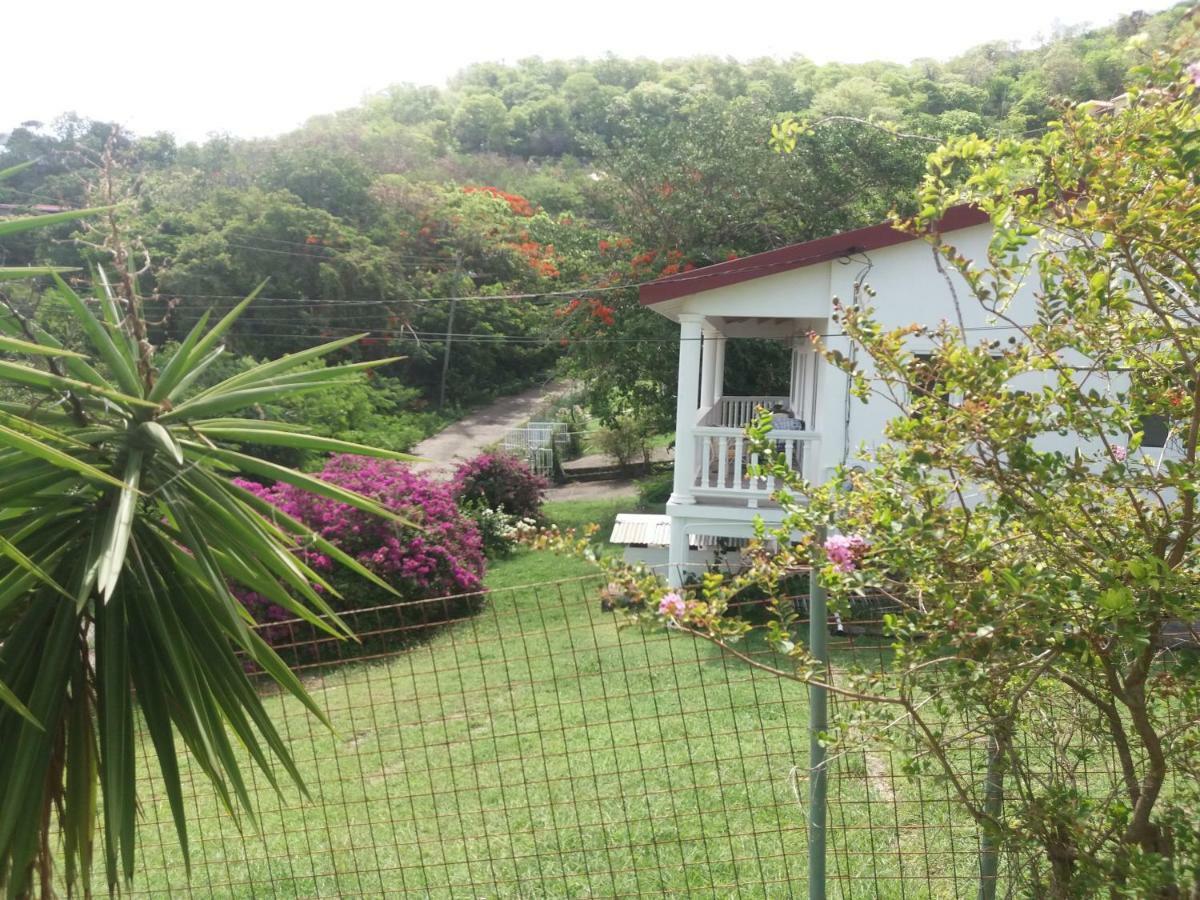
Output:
[638, 203, 990, 306]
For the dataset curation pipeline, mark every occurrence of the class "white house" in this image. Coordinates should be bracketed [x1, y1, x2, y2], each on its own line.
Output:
[635, 202, 1055, 584]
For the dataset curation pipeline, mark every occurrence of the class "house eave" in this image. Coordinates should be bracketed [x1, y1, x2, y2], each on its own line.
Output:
[639, 202, 990, 307]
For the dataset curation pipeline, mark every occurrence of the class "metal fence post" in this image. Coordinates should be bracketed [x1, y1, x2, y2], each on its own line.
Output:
[808, 555, 829, 900]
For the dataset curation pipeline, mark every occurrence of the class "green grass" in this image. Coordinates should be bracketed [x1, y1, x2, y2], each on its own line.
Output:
[107, 499, 978, 898]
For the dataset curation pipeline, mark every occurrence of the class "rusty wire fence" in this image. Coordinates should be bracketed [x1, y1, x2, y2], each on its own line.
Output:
[107, 575, 1133, 897]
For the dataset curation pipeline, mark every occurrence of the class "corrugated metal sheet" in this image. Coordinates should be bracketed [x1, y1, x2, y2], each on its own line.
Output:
[609, 514, 672, 547]
[609, 514, 749, 549]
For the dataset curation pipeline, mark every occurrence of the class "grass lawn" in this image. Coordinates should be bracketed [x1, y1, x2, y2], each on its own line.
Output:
[111, 498, 977, 898]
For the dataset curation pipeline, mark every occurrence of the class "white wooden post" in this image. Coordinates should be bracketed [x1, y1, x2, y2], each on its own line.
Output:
[668, 517, 689, 588]
[790, 338, 803, 418]
[713, 334, 726, 401]
[700, 324, 719, 411]
[670, 314, 703, 506]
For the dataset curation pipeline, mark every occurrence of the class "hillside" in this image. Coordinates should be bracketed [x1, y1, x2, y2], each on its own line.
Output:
[0, 3, 1194, 433]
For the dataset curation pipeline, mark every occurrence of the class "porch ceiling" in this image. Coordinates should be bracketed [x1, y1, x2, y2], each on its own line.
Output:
[709, 315, 822, 339]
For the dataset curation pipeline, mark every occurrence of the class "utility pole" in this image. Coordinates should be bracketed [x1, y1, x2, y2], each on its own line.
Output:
[438, 253, 463, 411]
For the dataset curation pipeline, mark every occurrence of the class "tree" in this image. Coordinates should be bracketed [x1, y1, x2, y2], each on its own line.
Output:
[0, 203, 412, 895]
[726, 56, 1200, 896]
[450, 92, 511, 153]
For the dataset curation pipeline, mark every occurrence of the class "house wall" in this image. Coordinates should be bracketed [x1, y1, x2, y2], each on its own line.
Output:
[816, 223, 1054, 481]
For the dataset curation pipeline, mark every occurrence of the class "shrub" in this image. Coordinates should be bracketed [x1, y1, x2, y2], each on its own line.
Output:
[636, 469, 674, 507]
[591, 415, 654, 471]
[555, 403, 590, 459]
[452, 452, 547, 521]
[236, 455, 487, 655]
[460, 502, 523, 559]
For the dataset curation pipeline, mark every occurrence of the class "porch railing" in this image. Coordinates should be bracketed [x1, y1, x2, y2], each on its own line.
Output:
[699, 395, 791, 429]
[691, 425, 820, 505]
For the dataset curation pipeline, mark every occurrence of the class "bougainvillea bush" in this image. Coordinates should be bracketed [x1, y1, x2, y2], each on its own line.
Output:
[237, 455, 487, 657]
[452, 452, 548, 521]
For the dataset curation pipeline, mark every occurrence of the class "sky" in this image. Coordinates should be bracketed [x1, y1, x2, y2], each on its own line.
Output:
[3, 0, 1173, 143]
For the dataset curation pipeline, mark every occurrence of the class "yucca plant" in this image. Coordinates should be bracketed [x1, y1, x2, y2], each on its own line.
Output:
[0, 191, 413, 896]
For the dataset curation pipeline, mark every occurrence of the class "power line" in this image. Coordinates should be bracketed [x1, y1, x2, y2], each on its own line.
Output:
[60, 244, 910, 307]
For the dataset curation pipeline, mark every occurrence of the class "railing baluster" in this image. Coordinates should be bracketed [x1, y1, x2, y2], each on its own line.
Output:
[700, 434, 711, 488]
[718, 434, 728, 489]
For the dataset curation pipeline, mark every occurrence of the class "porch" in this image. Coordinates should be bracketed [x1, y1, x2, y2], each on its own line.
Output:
[669, 313, 826, 512]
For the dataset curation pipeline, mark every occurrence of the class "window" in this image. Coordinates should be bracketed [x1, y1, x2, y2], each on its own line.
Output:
[1140, 414, 1169, 449]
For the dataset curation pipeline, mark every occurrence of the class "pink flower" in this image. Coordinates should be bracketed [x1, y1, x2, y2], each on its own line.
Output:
[658, 591, 687, 619]
[1188, 62, 1200, 88]
[824, 533, 868, 573]
[1111, 445, 1128, 463]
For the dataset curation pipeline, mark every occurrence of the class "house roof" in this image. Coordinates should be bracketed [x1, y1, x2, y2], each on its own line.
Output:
[638, 202, 989, 306]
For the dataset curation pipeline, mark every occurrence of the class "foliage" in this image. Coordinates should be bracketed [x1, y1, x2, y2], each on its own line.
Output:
[635, 469, 674, 508]
[236, 455, 487, 651]
[590, 415, 655, 471]
[452, 452, 547, 522]
[4, 8, 1193, 428]
[554, 402, 590, 459]
[525, 40, 1200, 898]
[458, 502, 523, 559]
[0, 201, 413, 893]
[751, 53, 1200, 896]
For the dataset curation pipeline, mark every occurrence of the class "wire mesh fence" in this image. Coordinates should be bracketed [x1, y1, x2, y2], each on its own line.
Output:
[123, 576, 814, 897]
[104, 575, 1157, 897]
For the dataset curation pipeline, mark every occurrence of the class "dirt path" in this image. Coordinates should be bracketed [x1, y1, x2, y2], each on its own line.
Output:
[409, 379, 573, 480]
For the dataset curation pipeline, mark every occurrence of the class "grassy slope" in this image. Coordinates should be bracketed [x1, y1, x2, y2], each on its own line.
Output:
[116, 498, 969, 898]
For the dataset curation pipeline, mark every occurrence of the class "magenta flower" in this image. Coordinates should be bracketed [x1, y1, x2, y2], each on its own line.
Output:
[1111, 445, 1128, 463]
[232, 455, 486, 634]
[824, 533, 868, 573]
[658, 591, 687, 619]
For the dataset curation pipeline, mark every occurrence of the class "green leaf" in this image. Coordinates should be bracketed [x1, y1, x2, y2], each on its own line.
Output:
[160, 378, 361, 423]
[180, 442, 412, 525]
[0, 532, 72, 600]
[138, 421, 183, 466]
[0, 421, 125, 488]
[192, 333, 368, 397]
[0, 160, 35, 182]
[0, 332, 87, 358]
[0, 358, 155, 409]
[0, 205, 112, 238]
[146, 310, 210, 402]
[192, 425, 417, 462]
[96, 449, 144, 602]
[0, 266, 79, 282]
[185, 281, 267, 367]
[0, 315, 108, 388]
[51, 274, 143, 398]
[0, 680, 40, 729]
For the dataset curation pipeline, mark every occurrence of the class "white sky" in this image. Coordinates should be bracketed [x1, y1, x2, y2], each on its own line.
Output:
[3, 0, 1171, 143]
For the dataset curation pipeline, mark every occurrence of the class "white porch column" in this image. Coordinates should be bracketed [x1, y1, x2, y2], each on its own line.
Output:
[668, 518, 689, 588]
[713, 335, 726, 401]
[699, 324, 719, 411]
[790, 337, 803, 420]
[670, 314, 704, 506]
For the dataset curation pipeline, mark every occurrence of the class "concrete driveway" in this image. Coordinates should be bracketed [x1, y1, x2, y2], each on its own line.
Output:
[408, 379, 573, 480]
